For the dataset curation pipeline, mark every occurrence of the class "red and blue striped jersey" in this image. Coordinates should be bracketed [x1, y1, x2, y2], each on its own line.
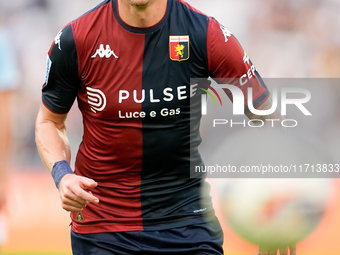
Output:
[42, 0, 269, 234]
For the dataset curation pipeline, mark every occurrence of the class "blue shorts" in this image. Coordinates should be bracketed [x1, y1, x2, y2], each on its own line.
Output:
[71, 220, 224, 255]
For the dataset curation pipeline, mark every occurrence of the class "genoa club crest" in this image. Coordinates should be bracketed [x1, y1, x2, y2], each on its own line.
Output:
[169, 36, 190, 61]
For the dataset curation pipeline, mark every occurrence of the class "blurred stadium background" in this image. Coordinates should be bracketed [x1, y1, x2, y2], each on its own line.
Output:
[0, 0, 340, 254]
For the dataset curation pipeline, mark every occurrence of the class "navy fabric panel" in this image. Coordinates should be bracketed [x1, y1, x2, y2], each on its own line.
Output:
[139, 0, 214, 228]
[71, 219, 223, 254]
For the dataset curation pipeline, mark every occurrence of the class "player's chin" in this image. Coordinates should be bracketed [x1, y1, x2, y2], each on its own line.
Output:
[129, 0, 152, 7]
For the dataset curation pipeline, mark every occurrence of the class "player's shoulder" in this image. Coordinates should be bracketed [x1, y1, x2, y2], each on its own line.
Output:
[73, 0, 112, 23]
[47, 22, 76, 59]
[174, 0, 211, 20]
[173, 1, 231, 29]
[64, 0, 114, 48]
[52, 0, 112, 46]
[172, 0, 214, 34]
[67, 0, 113, 38]
[174, 0, 207, 15]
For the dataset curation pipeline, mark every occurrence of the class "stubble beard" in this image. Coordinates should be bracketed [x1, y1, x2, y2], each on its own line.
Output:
[129, 0, 152, 7]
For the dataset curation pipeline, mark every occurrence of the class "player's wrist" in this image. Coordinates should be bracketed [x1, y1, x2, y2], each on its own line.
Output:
[52, 160, 74, 189]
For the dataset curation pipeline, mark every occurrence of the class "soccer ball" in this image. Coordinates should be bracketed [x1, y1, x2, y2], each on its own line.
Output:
[205, 128, 333, 248]
[217, 178, 332, 249]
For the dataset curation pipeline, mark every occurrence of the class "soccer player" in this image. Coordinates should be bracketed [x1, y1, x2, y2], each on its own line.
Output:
[35, 0, 295, 254]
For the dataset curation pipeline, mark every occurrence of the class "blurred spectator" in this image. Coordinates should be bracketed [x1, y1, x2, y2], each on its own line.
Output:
[0, 9, 19, 252]
[245, 0, 340, 77]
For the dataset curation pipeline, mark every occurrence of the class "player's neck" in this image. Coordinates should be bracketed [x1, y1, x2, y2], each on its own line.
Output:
[118, 0, 167, 28]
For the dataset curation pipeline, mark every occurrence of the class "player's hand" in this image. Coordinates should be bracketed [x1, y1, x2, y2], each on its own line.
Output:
[257, 245, 296, 255]
[58, 174, 100, 212]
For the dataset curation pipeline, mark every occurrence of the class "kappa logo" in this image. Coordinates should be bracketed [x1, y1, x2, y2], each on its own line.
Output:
[92, 44, 119, 59]
[243, 51, 250, 65]
[86, 87, 107, 113]
[54, 30, 62, 50]
[220, 25, 232, 42]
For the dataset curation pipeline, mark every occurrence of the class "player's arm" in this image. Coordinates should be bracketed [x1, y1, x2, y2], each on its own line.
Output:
[207, 18, 270, 112]
[245, 95, 284, 126]
[207, 18, 293, 255]
[36, 23, 99, 212]
[35, 104, 70, 171]
[207, 18, 283, 126]
[35, 104, 99, 212]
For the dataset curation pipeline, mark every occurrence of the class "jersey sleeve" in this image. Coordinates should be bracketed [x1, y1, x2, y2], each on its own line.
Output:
[207, 18, 269, 111]
[42, 23, 81, 114]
